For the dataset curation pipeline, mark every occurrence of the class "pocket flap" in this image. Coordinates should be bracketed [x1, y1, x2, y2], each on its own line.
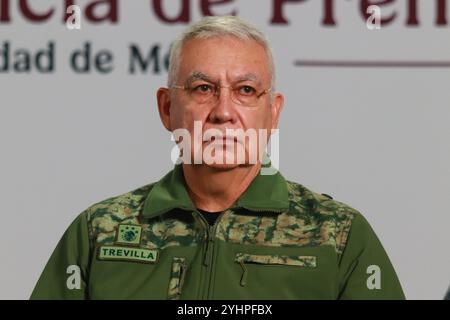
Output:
[235, 253, 317, 268]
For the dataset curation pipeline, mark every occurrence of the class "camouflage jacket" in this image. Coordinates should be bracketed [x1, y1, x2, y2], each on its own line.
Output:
[31, 164, 405, 300]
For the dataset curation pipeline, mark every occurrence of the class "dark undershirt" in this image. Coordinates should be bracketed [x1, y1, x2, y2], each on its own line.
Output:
[197, 209, 221, 226]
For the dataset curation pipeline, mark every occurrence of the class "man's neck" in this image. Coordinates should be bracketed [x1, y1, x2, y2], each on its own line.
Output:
[182, 163, 261, 212]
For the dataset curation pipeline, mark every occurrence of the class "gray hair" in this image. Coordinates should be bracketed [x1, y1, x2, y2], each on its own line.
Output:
[168, 16, 276, 90]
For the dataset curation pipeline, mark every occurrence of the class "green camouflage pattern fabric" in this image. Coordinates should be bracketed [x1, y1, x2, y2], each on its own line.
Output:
[86, 184, 201, 250]
[86, 184, 152, 246]
[167, 257, 188, 300]
[31, 165, 406, 300]
[235, 253, 317, 268]
[85, 178, 357, 257]
[215, 181, 357, 256]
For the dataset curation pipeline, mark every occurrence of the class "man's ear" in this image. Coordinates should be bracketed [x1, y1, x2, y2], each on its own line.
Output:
[157, 88, 172, 131]
[270, 92, 284, 130]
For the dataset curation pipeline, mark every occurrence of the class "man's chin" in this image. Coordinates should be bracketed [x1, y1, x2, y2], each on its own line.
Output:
[200, 149, 253, 170]
[185, 148, 261, 169]
[202, 155, 253, 170]
[202, 162, 242, 171]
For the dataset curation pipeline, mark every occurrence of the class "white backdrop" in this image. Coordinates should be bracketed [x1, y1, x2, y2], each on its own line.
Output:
[1, 0, 449, 299]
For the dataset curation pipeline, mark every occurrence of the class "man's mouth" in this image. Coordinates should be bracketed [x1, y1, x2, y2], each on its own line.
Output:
[203, 136, 240, 144]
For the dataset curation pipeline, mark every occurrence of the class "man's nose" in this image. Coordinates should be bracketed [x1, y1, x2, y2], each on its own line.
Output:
[207, 87, 237, 124]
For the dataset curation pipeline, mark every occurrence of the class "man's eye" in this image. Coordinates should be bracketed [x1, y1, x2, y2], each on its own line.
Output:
[192, 84, 213, 94]
[238, 86, 256, 95]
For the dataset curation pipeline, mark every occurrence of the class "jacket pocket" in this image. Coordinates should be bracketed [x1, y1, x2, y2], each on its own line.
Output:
[235, 253, 317, 287]
[167, 257, 188, 300]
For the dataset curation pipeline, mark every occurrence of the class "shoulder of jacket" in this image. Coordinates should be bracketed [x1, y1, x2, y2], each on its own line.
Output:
[285, 180, 362, 256]
[83, 182, 156, 232]
[286, 180, 361, 219]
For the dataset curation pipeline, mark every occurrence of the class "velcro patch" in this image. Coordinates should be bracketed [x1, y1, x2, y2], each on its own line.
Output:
[98, 245, 159, 264]
[116, 224, 142, 246]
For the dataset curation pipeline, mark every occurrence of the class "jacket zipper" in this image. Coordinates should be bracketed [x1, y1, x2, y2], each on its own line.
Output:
[204, 214, 225, 299]
[192, 206, 285, 298]
[239, 260, 248, 287]
[192, 210, 225, 300]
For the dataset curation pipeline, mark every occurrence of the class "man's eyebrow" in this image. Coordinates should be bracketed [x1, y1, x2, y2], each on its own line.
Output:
[185, 72, 215, 86]
[234, 73, 260, 84]
[184, 72, 262, 86]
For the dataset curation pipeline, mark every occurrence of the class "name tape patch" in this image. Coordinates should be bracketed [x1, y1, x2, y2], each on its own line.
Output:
[98, 245, 159, 264]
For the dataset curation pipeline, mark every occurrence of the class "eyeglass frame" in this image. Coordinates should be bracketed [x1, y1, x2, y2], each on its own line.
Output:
[170, 83, 272, 107]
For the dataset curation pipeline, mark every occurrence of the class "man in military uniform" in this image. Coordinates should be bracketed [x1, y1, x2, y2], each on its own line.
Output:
[31, 16, 405, 300]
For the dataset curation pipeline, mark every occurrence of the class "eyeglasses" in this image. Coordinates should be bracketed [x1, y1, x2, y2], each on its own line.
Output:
[171, 83, 272, 107]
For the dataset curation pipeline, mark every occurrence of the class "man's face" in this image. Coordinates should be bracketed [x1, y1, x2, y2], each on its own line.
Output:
[157, 36, 284, 169]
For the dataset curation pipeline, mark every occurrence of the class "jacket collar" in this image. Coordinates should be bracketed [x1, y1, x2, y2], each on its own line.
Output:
[143, 163, 289, 219]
